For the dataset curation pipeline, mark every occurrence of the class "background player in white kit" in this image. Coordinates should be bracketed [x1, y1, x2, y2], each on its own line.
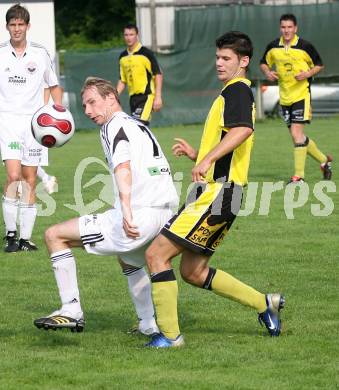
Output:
[34, 77, 178, 333]
[0, 4, 63, 252]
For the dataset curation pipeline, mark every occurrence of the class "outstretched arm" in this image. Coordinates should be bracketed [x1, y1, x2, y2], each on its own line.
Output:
[172, 138, 198, 161]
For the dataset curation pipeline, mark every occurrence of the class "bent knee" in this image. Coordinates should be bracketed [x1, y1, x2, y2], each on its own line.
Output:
[181, 271, 198, 286]
[45, 225, 59, 244]
[180, 266, 206, 287]
[145, 245, 173, 272]
[145, 246, 158, 266]
[22, 177, 37, 189]
[7, 173, 21, 184]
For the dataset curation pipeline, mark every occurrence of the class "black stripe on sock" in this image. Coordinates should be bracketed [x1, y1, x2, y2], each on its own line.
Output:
[295, 136, 309, 148]
[151, 269, 176, 283]
[51, 251, 73, 263]
[122, 266, 142, 276]
[202, 267, 217, 290]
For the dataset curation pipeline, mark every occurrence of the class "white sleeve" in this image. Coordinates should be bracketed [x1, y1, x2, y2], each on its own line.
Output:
[43, 50, 59, 87]
[112, 140, 131, 168]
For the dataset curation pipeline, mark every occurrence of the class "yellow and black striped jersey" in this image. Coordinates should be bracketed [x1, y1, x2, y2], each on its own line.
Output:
[260, 35, 323, 105]
[196, 78, 255, 186]
[119, 42, 162, 96]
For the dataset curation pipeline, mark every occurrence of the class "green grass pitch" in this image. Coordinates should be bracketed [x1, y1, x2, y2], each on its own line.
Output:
[0, 118, 338, 389]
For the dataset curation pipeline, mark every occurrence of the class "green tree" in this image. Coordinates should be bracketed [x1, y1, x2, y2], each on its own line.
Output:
[55, 0, 135, 49]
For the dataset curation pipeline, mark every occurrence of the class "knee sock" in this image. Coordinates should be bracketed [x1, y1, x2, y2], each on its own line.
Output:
[123, 266, 155, 321]
[37, 166, 49, 182]
[203, 268, 267, 313]
[2, 196, 18, 234]
[294, 137, 308, 178]
[19, 202, 37, 240]
[306, 137, 327, 164]
[151, 269, 180, 339]
[51, 249, 82, 314]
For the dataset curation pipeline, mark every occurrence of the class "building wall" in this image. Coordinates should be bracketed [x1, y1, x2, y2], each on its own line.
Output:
[135, 0, 334, 50]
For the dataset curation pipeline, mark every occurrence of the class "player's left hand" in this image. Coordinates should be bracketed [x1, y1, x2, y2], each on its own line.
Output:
[191, 159, 211, 182]
[172, 138, 198, 161]
[295, 71, 310, 81]
[153, 96, 163, 112]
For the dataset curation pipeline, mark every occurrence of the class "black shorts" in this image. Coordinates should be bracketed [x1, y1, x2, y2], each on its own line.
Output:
[161, 182, 243, 257]
[130, 94, 154, 124]
[281, 97, 311, 127]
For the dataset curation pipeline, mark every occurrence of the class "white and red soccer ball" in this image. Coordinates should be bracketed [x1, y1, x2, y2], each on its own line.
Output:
[31, 104, 75, 148]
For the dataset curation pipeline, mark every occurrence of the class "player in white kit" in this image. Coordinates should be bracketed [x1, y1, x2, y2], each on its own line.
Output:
[34, 77, 178, 333]
[0, 4, 63, 252]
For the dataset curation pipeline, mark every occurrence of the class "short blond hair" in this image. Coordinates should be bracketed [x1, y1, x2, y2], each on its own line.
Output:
[81, 77, 120, 103]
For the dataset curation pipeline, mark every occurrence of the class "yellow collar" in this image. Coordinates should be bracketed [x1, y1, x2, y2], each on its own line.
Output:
[223, 77, 251, 90]
[279, 34, 299, 47]
[128, 42, 142, 55]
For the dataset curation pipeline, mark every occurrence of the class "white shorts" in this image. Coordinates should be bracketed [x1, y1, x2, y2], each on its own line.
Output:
[79, 207, 173, 267]
[0, 112, 48, 166]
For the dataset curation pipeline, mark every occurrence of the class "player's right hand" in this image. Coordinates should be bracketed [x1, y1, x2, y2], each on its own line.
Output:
[172, 138, 198, 161]
[265, 70, 279, 81]
[123, 213, 140, 239]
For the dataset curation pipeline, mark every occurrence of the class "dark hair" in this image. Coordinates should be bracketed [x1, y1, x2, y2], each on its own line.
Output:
[124, 24, 138, 34]
[280, 14, 297, 26]
[216, 31, 253, 60]
[6, 3, 30, 24]
[81, 77, 120, 104]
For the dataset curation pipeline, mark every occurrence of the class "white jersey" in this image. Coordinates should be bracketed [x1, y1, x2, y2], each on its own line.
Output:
[0, 40, 59, 115]
[100, 111, 178, 210]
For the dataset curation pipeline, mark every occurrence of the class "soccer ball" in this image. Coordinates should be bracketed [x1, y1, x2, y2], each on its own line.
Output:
[31, 104, 75, 148]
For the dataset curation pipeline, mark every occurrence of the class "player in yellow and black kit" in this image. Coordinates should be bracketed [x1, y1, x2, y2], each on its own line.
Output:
[131, 31, 285, 348]
[116, 24, 163, 126]
[260, 13, 332, 183]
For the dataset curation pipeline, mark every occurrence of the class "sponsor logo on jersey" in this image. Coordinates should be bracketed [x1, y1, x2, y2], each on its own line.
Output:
[148, 165, 171, 176]
[292, 109, 304, 120]
[8, 141, 21, 150]
[26, 62, 38, 74]
[188, 220, 226, 248]
[29, 147, 43, 157]
[8, 75, 26, 85]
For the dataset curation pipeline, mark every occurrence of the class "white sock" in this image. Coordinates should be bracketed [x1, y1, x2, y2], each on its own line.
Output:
[19, 203, 37, 240]
[2, 196, 18, 233]
[51, 249, 82, 314]
[124, 267, 155, 320]
[37, 166, 49, 182]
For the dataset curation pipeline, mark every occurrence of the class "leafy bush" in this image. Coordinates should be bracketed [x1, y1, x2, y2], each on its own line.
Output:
[55, 0, 135, 49]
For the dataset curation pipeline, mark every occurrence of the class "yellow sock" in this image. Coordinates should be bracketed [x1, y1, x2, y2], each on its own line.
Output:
[307, 138, 327, 164]
[211, 269, 267, 312]
[151, 271, 180, 339]
[294, 145, 307, 178]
